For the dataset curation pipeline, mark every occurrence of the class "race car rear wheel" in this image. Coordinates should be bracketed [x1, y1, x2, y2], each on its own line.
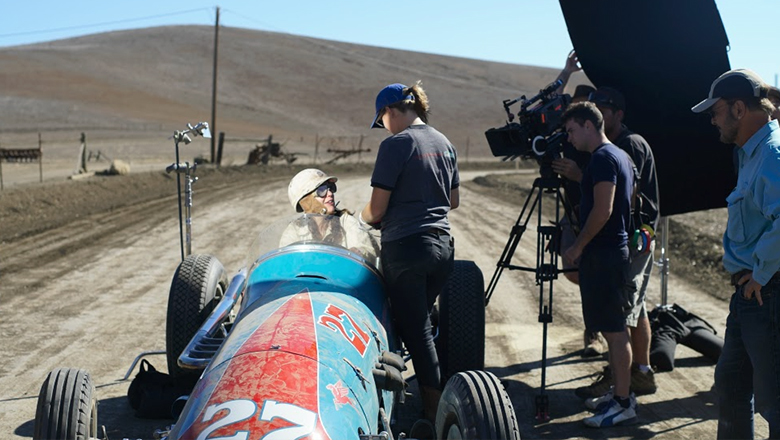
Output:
[437, 260, 485, 386]
[435, 370, 520, 440]
[166, 254, 227, 387]
[34, 368, 98, 440]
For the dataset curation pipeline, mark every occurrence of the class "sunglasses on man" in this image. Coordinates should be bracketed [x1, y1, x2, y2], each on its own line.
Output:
[315, 181, 337, 197]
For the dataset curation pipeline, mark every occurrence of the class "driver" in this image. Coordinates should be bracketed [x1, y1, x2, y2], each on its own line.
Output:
[280, 168, 379, 260]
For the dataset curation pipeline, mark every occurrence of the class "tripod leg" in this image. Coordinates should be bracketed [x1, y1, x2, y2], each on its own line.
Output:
[484, 177, 567, 421]
[485, 184, 542, 304]
[534, 180, 566, 421]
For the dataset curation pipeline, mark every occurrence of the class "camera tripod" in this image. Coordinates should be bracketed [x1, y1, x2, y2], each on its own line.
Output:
[484, 173, 574, 422]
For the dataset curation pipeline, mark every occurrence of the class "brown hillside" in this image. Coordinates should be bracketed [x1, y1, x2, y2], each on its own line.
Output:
[0, 25, 589, 162]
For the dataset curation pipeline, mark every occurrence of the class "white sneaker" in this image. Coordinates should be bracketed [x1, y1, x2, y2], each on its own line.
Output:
[586, 389, 637, 412]
[583, 397, 637, 428]
[584, 386, 614, 411]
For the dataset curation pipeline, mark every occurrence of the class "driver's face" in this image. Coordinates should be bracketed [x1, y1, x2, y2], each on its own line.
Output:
[315, 189, 336, 214]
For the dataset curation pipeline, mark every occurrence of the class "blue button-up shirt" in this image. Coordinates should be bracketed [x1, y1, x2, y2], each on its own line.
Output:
[723, 119, 780, 285]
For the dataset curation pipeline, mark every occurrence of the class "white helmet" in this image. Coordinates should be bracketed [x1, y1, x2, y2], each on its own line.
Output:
[288, 168, 338, 212]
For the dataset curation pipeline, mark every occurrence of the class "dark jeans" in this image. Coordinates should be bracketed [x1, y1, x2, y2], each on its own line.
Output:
[716, 280, 780, 439]
[381, 229, 454, 389]
[578, 244, 630, 333]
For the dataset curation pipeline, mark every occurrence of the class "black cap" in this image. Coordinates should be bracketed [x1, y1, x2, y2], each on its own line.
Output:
[589, 87, 626, 112]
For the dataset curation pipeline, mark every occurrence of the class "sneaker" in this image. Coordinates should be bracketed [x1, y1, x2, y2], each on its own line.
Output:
[575, 366, 613, 399]
[586, 388, 638, 412]
[584, 386, 614, 411]
[630, 364, 657, 396]
[582, 330, 606, 358]
[583, 397, 637, 428]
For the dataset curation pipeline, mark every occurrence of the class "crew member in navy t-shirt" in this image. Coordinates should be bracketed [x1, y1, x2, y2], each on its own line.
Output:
[561, 101, 638, 428]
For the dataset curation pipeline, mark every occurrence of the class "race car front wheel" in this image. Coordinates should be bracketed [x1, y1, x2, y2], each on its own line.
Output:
[34, 368, 98, 440]
[435, 370, 520, 440]
[166, 254, 227, 387]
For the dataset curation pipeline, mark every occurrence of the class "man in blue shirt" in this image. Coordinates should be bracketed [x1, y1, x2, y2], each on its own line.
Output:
[561, 101, 637, 428]
[692, 68, 780, 439]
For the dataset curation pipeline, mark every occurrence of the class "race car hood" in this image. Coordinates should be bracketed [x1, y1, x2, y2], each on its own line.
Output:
[169, 291, 391, 440]
[560, 0, 733, 215]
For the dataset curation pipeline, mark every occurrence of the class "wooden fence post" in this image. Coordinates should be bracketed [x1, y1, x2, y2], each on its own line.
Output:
[216, 132, 225, 167]
[39, 133, 44, 182]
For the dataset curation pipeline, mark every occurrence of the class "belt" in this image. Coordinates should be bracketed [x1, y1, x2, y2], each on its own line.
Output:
[731, 269, 780, 286]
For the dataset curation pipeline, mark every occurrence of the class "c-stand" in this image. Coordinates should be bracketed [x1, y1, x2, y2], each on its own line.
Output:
[484, 172, 574, 422]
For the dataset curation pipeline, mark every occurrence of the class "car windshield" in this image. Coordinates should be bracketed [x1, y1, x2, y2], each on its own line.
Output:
[244, 213, 381, 268]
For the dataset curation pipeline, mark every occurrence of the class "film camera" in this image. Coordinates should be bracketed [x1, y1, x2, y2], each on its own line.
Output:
[485, 79, 571, 177]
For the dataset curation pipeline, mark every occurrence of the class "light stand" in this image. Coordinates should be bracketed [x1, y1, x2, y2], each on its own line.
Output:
[167, 122, 211, 261]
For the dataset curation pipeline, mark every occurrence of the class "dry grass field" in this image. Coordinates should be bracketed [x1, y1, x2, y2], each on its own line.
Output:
[0, 25, 590, 166]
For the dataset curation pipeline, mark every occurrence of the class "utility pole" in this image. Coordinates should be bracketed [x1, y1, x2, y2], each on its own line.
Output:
[210, 6, 220, 163]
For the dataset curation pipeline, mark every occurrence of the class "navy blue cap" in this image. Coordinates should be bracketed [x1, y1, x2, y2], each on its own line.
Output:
[371, 83, 414, 128]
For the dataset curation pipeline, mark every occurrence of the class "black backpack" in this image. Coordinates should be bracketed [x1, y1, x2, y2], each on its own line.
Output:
[127, 359, 192, 419]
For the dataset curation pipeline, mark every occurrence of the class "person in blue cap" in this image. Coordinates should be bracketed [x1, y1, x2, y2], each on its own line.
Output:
[360, 81, 459, 423]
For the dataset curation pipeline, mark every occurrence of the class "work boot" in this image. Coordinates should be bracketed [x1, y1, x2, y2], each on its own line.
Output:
[582, 330, 606, 358]
[421, 386, 442, 422]
[575, 365, 613, 399]
[630, 364, 657, 396]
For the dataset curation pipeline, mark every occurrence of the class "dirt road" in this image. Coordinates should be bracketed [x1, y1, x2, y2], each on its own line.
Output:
[0, 168, 764, 439]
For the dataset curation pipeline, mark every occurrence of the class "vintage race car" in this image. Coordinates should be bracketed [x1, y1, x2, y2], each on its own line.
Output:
[33, 214, 519, 440]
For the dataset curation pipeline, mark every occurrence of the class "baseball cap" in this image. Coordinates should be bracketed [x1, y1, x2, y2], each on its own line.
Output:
[371, 83, 414, 128]
[288, 168, 338, 212]
[691, 68, 768, 113]
[588, 87, 626, 112]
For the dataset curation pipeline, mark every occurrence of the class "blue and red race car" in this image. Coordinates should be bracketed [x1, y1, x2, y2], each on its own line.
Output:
[34, 214, 519, 440]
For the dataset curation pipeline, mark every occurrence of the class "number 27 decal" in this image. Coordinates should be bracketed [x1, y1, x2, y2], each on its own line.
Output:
[317, 304, 371, 356]
[196, 399, 317, 440]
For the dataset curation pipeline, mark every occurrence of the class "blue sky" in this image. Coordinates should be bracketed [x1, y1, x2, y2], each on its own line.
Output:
[0, 1, 776, 86]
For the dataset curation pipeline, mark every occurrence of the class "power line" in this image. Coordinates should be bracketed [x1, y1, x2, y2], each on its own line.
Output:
[0, 8, 213, 41]
[220, 8, 284, 34]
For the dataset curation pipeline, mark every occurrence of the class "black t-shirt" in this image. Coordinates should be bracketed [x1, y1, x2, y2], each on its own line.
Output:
[613, 125, 660, 229]
[370, 124, 459, 242]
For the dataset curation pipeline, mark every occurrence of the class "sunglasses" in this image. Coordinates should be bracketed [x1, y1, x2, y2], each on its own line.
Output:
[314, 181, 337, 197]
